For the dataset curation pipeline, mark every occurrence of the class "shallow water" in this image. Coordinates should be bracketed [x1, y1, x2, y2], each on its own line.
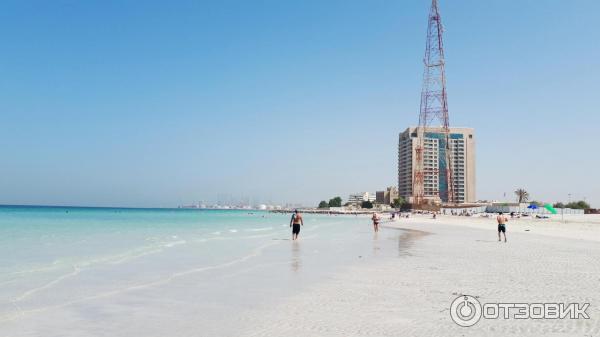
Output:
[0, 206, 410, 336]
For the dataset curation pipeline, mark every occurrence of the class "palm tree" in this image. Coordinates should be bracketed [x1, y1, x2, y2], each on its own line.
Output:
[515, 188, 529, 203]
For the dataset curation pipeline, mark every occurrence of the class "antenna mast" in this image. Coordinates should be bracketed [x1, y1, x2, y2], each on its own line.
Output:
[413, 0, 455, 206]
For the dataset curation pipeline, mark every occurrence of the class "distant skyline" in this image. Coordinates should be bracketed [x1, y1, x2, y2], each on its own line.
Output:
[1, 0, 599, 208]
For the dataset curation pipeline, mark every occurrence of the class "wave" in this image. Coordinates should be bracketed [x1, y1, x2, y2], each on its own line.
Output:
[246, 227, 273, 232]
[13, 266, 80, 302]
[0, 240, 281, 323]
[2, 238, 189, 292]
[163, 240, 186, 248]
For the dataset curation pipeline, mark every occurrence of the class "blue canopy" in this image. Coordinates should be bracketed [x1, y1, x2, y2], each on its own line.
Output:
[527, 204, 539, 209]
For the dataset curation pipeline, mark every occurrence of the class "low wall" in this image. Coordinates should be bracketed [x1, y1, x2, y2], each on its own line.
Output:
[439, 205, 586, 215]
[486, 205, 584, 215]
[440, 206, 487, 215]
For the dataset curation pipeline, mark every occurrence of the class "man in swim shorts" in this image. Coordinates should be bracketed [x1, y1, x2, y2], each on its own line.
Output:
[497, 212, 508, 242]
[290, 209, 303, 240]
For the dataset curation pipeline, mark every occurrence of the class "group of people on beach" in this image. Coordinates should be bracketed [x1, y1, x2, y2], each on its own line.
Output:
[289, 209, 381, 240]
[290, 209, 509, 242]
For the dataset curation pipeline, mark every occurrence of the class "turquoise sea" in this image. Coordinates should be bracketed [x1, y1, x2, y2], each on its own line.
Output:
[0, 205, 407, 336]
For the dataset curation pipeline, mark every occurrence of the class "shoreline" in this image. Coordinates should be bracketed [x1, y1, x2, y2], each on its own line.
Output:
[270, 209, 385, 215]
[0, 212, 414, 336]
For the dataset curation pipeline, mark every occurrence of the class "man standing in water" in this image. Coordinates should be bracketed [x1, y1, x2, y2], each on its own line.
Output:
[497, 212, 508, 242]
[371, 212, 380, 233]
[290, 209, 303, 240]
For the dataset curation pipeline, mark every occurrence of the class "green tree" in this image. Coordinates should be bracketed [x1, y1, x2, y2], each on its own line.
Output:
[392, 197, 405, 209]
[529, 200, 542, 207]
[565, 200, 590, 209]
[318, 201, 329, 209]
[328, 197, 342, 208]
[361, 200, 373, 209]
[553, 202, 565, 209]
[515, 188, 529, 203]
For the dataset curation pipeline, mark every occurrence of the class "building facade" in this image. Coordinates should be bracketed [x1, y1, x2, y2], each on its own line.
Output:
[398, 127, 476, 204]
[348, 192, 376, 205]
[375, 191, 386, 204]
[376, 187, 399, 205]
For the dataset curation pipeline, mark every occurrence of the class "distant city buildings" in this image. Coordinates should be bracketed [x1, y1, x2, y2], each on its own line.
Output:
[179, 202, 290, 210]
[258, 204, 284, 210]
[398, 127, 476, 204]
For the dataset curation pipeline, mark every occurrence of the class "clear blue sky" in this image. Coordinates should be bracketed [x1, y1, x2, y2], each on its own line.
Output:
[1, 0, 599, 208]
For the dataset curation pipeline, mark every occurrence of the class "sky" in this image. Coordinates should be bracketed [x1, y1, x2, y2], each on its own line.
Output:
[1, 0, 599, 208]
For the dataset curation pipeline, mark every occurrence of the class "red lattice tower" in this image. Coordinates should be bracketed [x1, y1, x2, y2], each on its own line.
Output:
[413, 0, 455, 206]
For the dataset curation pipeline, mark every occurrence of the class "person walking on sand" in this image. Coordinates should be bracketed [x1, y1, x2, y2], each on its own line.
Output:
[371, 212, 380, 233]
[497, 212, 508, 242]
[290, 209, 303, 240]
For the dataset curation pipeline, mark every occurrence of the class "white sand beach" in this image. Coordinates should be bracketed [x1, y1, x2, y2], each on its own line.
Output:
[2, 211, 599, 337]
[238, 214, 600, 337]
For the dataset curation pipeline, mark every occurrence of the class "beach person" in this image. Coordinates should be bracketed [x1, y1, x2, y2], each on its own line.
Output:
[371, 213, 380, 232]
[497, 212, 508, 242]
[290, 209, 303, 240]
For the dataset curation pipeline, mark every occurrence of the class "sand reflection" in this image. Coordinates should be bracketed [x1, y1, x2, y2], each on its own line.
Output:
[394, 228, 429, 256]
[291, 241, 302, 272]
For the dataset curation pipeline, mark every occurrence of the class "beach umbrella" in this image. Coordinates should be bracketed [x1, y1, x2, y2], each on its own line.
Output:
[544, 203, 558, 214]
[527, 204, 538, 214]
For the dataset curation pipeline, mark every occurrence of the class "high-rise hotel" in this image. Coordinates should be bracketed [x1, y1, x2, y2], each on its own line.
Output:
[398, 127, 476, 204]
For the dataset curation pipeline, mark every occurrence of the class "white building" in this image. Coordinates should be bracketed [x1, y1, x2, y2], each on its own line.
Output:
[348, 192, 376, 205]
